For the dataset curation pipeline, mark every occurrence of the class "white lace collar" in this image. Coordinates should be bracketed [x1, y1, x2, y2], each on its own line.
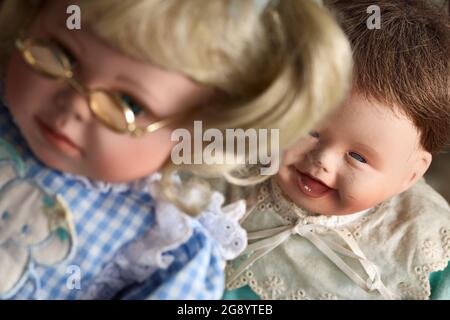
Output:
[228, 178, 392, 299]
[227, 178, 450, 300]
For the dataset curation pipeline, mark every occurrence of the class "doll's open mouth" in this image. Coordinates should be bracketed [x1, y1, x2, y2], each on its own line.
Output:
[296, 170, 334, 198]
[35, 117, 82, 156]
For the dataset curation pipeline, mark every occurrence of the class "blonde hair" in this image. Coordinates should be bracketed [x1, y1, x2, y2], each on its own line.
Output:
[0, 0, 352, 214]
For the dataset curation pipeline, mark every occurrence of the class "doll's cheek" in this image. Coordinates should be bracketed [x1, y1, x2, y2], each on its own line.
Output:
[83, 135, 175, 182]
[337, 187, 383, 213]
[5, 54, 43, 114]
[4, 57, 24, 107]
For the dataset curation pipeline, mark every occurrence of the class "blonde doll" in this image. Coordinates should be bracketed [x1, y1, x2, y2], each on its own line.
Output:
[0, 0, 351, 299]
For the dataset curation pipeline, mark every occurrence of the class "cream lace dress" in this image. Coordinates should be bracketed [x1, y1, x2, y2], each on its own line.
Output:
[223, 178, 450, 300]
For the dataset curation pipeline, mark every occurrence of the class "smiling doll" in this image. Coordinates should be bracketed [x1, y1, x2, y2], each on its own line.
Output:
[225, 0, 450, 300]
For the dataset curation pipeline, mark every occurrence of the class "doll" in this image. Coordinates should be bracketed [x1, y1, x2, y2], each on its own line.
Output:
[225, 0, 450, 300]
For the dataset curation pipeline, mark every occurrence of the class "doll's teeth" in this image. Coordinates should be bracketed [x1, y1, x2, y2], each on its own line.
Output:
[304, 185, 312, 192]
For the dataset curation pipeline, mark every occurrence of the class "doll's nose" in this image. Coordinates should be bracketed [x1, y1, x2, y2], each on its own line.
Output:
[308, 147, 333, 173]
[316, 159, 329, 172]
[53, 86, 92, 122]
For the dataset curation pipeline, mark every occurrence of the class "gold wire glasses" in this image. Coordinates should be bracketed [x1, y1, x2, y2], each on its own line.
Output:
[15, 37, 178, 137]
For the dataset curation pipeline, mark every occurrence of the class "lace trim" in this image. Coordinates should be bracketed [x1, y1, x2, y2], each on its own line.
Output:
[226, 267, 333, 300]
[227, 225, 450, 300]
[83, 198, 193, 299]
[227, 178, 450, 300]
[198, 192, 247, 260]
[398, 227, 450, 300]
[83, 174, 248, 299]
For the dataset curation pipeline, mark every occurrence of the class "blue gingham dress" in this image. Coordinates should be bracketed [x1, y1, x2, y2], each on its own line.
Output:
[0, 98, 226, 300]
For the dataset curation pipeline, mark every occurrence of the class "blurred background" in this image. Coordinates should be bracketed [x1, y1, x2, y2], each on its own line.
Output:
[427, 150, 450, 204]
[425, 0, 450, 204]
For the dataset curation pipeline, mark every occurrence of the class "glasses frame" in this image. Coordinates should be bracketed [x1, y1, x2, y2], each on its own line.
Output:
[15, 36, 178, 137]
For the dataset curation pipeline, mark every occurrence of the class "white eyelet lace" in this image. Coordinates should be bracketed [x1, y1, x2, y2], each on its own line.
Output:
[228, 179, 396, 300]
[228, 219, 397, 299]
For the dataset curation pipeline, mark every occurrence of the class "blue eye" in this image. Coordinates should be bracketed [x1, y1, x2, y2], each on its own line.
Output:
[2, 211, 11, 221]
[349, 152, 367, 163]
[22, 224, 30, 235]
[122, 94, 144, 116]
[309, 131, 319, 138]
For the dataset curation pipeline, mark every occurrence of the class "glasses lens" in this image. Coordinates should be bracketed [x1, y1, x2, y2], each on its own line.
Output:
[89, 91, 129, 133]
[25, 43, 70, 78]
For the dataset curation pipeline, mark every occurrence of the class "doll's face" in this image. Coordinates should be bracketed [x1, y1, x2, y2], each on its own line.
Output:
[276, 90, 432, 215]
[5, 0, 215, 182]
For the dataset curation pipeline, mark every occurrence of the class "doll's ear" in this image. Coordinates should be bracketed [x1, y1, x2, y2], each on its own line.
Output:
[402, 150, 432, 192]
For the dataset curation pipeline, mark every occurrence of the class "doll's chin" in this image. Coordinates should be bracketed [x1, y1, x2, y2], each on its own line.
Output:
[32, 146, 76, 173]
[290, 192, 341, 216]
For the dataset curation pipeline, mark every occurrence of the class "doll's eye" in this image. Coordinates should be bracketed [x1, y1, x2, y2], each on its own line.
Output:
[22, 224, 30, 235]
[52, 38, 77, 67]
[309, 130, 319, 138]
[2, 211, 11, 221]
[348, 152, 367, 163]
[121, 94, 145, 116]
[60, 46, 77, 67]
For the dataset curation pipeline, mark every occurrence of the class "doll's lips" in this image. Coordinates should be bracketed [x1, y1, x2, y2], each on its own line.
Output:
[35, 117, 82, 156]
[296, 170, 334, 198]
